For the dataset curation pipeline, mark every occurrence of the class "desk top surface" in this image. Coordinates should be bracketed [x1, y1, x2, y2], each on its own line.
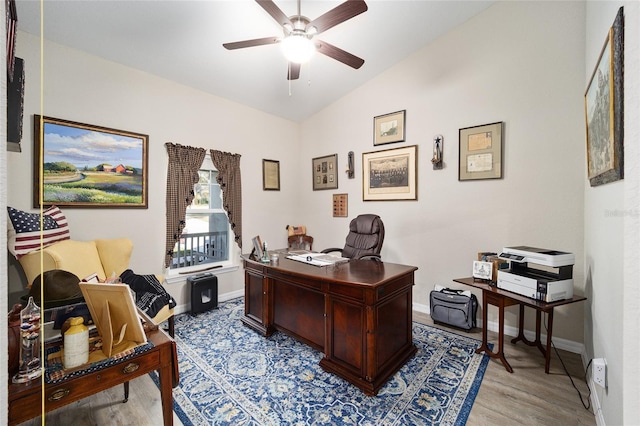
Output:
[453, 277, 587, 309]
[243, 250, 418, 287]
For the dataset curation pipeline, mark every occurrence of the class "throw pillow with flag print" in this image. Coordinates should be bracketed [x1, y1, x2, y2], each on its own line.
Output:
[7, 205, 70, 258]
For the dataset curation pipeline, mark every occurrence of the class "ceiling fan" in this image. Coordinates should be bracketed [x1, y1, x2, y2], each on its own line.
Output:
[223, 0, 368, 80]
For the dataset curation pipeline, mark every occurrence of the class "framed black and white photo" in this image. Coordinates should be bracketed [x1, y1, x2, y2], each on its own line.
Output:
[362, 145, 417, 201]
[373, 110, 405, 146]
[312, 154, 338, 190]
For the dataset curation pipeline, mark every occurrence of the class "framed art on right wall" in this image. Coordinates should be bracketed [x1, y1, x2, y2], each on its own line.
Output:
[584, 7, 624, 187]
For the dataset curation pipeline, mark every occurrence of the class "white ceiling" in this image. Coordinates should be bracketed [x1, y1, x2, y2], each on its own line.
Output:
[15, 0, 494, 122]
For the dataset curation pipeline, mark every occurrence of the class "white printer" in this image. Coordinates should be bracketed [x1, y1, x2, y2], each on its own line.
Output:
[497, 246, 574, 302]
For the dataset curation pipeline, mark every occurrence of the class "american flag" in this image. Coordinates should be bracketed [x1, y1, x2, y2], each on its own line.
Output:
[7, 206, 70, 258]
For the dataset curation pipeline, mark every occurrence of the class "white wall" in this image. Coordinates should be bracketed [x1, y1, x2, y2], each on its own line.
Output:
[7, 32, 302, 307]
[585, 1, 640, 425]
[300, 1, 586, 343]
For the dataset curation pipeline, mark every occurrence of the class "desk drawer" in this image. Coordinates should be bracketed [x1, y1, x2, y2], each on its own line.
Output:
[10, 349, 160, 422]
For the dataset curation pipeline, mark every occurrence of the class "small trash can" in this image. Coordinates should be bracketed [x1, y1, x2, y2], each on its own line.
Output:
[188, 273, 218, 314]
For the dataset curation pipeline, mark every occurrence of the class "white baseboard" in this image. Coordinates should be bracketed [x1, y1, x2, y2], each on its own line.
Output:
[413, 301, 585, 355]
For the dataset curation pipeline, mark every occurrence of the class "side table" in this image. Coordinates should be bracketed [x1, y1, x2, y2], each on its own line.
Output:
[453, 277, 586, 373]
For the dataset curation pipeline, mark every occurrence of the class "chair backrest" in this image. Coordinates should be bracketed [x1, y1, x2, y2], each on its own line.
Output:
[288, 235, 313, 251]
[341, 214, 385, 259]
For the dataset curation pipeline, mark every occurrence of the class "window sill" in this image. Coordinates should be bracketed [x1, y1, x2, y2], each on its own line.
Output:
[164, 264, 240, 285]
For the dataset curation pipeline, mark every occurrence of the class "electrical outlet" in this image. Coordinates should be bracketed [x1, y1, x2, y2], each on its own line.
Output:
[593, 358, 607, 388]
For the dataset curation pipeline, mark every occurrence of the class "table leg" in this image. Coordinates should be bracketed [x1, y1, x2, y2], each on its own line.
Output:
[159, 344, 175, 426]
[545, 309, 554, 373]
[475, 291, 491, 355]
[475, 290, 513, 373]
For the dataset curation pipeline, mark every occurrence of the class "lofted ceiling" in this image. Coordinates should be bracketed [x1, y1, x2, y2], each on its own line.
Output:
[15, 0, 494, 122]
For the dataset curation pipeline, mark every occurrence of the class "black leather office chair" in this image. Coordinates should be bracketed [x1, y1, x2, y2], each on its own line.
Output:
[322, 214, 385, 260]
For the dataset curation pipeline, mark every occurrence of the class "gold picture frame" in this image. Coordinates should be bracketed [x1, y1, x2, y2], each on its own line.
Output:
[458, 122, 503, 181]
[373, 110, 405, 146]
[363, 145, 417, 201]
[312, 154, 338, 190]
[584, 7, 624, 187]
[34, 115, 149, 208]
[262, 159, 280, 191]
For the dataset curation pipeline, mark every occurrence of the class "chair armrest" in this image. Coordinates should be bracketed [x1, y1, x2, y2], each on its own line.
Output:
[356, 254, 382, 261]
[321, 248, 343, 254]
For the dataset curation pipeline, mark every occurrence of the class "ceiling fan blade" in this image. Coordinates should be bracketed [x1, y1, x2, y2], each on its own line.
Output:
[287, 63, 301, 80]
[316, 40, 364, 69]
[306, 0, 368, 34]
[223, 36, 280, 50]
[256, 0, 293, 28]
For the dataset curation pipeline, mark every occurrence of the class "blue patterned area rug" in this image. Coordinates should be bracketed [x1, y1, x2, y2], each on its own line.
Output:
[160, 297, 490, 425]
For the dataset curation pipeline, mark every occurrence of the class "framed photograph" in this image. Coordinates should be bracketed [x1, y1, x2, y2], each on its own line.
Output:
[472, 261, 493, 281]
[262, 159, 280, 191]
[585, 7, 624, 187]
[33, 116, 149, 208]
[362, 145, 417, 201]
[374, 110, 405, 146]
[251, 235, 264, 260]
[458, 122, 503, 181]
[312, 154, 338, 190]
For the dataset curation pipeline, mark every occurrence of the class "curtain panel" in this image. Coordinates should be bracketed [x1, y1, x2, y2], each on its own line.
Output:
[210, 150, 242, 250]
[164, 143, 206, 268]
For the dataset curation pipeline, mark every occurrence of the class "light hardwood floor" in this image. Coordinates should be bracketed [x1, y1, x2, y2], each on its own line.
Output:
[16, 315, 596, 426]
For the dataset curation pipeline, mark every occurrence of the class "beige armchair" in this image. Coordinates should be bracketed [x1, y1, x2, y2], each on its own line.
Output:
[18, 238, 175, 336]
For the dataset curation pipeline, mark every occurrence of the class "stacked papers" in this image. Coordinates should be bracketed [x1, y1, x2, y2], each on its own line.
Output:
[287, 252, 350, 267]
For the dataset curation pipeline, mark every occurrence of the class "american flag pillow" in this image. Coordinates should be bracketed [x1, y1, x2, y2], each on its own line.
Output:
[7, 206, 71, 258]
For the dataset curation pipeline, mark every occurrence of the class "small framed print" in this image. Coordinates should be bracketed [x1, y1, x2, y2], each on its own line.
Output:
[458, 122, 503, 181]
[374, 110, 405, 146]
[312, 154, 338, 190]
[333, 193, 348, 217]
[472, 261, 493, 281]
[262, 159, 280, 190]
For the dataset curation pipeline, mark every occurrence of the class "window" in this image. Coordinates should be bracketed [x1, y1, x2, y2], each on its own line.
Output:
[170, 159, 230, 271]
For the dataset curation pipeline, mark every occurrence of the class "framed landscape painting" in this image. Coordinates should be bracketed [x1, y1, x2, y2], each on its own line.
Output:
[584, 7, 624, 187]
[33, 115, 148, 208]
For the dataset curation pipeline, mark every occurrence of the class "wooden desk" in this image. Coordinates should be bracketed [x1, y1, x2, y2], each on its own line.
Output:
[8, 328, 177, 426]
[453, 277, 586, 373]
[242, 252, 418, 396]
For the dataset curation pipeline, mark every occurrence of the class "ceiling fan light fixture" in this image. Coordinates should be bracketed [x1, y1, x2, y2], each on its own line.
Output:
[281, 33, 316, 64]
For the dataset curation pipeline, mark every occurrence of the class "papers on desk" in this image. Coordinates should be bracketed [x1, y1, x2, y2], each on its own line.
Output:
[287, 252, 350, 267]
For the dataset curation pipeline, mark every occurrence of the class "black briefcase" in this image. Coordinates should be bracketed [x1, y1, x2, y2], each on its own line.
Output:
[429, 288, 478, 331]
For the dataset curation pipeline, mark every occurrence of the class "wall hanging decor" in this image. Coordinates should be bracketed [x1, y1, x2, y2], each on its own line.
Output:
[431, 134, 443, 170]
[373, 110, 405, 146]
[262, 159, 280, 190]
[585, 6, 624, 187]
[333, 193, 348, 217]
[312, 154, 338, 190]
[458, 122, 503, 181]
[362, 145, 417, 201]
[33, 115, 148, 208]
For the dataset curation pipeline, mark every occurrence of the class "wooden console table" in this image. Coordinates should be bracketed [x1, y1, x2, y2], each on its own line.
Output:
[8, 328, 178, 426]
[453, 277, 586, 373]
[242, 251, 418, 396]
